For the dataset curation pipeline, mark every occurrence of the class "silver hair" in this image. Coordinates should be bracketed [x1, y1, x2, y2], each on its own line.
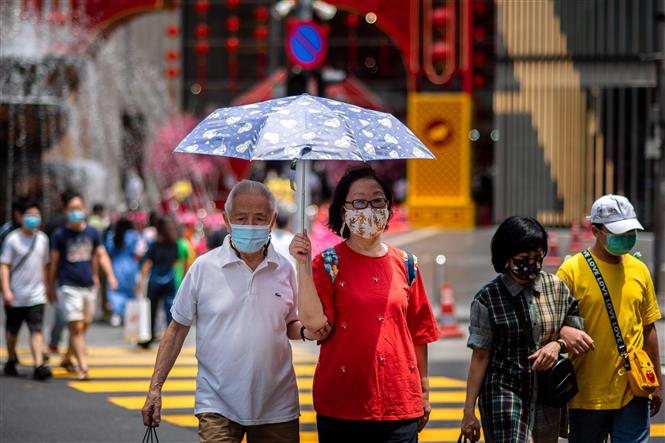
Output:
[224, 180, 276, 214]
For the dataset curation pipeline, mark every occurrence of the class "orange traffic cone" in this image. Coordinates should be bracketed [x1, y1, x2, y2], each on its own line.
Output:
[582, 219, 594, 242]
[569, 220, 583, 253]
[438, 282, 464, 339]
[544, 232, 562, 267]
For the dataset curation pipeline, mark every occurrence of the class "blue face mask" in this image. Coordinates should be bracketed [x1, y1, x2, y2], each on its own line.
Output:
[230, 224, 271, 253]
[68, 210, 86, 224]
[23, 215, 41, 230]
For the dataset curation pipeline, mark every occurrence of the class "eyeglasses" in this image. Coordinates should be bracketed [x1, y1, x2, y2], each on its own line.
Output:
[345, 198, 388, 209]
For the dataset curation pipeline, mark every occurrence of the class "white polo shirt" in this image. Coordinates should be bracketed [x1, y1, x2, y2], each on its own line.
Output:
[171, 236, 299, 425]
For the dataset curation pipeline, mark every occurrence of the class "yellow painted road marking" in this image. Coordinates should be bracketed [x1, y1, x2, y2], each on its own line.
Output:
[17, 355, 318, 367]
[70, 380, 195, 393]
[115, 396, 473, 418]
[38, 344, 662, 443]
[652, 423, 665, 437]
[110, 395, 194, 409]
[60, 365, 316, 380]
[2, 346, 311, 358]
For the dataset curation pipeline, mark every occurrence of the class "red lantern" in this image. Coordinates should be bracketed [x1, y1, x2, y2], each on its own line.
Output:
[226, 16, 240, 33]
[165, 24, 180, 38]
[472, 52, 486, 66]
[432, 42, 450, 63]
[432, 7, 452, 28]
[165, 49, 179, 61]
[195, 41, 210, 55]
[195, 0, 210, 15]
[254, 25, 268, 40]
[473, 27, 486, 42]
[346, 14, 359, 27]
[254, 6, 269, 22]
[472, 74, 487, 88]
[473, 1, 488, 14]
[166, 67, 180, 79]
[226, 37, 240, 52]
[195, 23, 209, 39]
[227, 0, 240, 8]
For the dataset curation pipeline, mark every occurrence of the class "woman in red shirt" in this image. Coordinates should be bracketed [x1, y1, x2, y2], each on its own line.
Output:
[290, 166, 440, 442]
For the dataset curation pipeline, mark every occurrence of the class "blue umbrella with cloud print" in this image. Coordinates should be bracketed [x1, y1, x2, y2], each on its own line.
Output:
[173, 94, 435, 230]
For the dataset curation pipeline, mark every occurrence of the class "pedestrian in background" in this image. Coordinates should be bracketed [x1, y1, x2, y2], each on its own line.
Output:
[48, 193, 118, 380]
[142, 180, 328, 443]
[45, 190, 79, 353]
[205, 225, 228, 251]
[557, 195, 662, 443]
[0, 196, 28, 305]
[105, 216, 142, 326]
[0, 196, 28, 253]
[461, 216, 592, 443]
[1, 200, 52, 380]
[290, 166, 439, 443]
[89, 203, 111, 320]
[137, 216, 189, 348]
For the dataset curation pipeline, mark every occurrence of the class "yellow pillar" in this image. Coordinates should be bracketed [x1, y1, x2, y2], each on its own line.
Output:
[406, 93, 474, 228]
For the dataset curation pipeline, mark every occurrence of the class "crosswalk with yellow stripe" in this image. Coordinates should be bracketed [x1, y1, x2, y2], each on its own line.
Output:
[4, 346, 665, 442]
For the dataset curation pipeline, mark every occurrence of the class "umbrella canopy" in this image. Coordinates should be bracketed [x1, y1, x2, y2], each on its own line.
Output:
[173, 94, 434, 162]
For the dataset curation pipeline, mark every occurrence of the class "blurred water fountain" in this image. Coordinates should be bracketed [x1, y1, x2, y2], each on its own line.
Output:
[1, 0, 174, 219]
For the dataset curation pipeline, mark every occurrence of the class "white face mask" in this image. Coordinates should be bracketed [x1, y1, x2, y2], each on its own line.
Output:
[343, 208, 390, 239]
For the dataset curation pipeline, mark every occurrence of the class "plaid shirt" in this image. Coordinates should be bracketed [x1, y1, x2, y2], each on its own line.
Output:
[468, 272, 583, 442]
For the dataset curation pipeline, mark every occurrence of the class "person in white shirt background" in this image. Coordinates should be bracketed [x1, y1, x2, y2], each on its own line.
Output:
[1, 200, 53, 380]
[141, 180, 329, 443]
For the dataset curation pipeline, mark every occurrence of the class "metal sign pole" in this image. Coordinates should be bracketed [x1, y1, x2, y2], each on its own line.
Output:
[295, 0, 313, 234]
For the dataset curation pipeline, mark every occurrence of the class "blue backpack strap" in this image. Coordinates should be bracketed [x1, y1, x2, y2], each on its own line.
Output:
[322, 247, 339, 283]
[403, 251, 417, 286]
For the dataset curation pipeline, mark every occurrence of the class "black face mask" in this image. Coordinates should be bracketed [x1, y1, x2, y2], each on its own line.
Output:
[509, 257, 543, 281]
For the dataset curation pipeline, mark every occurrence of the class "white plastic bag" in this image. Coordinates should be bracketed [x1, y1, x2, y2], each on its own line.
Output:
[125, 298, 151, 343]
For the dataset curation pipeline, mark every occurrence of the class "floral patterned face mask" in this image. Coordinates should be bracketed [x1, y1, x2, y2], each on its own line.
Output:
[343, 208, 390, 239]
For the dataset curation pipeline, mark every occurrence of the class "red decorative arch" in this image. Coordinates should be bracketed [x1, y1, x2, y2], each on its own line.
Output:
[20, 0, 176, 53]
[331, 0, 419, 77]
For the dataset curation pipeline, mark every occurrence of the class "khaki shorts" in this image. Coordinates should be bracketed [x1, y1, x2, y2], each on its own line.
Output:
[196, 413, 299, 443]
[58, 285, 96, 323]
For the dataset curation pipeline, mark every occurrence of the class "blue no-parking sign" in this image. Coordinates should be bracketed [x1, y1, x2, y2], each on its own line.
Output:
[286, 20, 328, 70]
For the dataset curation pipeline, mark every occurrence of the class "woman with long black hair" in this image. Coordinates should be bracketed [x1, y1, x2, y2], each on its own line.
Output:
[138, 216, 189, 347]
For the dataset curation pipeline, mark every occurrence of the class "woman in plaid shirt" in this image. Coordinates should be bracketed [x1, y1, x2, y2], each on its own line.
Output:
[460, 217, 594, 442]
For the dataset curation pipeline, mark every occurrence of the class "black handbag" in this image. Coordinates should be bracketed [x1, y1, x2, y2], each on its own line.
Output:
[510, 285, 579, 407]
[536, 355, 579, 407]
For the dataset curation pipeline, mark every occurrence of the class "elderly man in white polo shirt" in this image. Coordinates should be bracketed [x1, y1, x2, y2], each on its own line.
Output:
[142, 180, 329, 443]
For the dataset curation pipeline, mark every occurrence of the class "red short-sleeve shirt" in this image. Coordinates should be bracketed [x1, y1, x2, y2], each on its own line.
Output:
[311, 241, 440, 421]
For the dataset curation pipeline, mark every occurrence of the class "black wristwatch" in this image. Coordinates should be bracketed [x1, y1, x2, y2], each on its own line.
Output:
[556, 339, 567, 353]
[300, 325, 307, 341]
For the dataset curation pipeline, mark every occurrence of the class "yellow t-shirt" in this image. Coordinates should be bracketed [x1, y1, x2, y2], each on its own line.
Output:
[557, 251, 662, 410]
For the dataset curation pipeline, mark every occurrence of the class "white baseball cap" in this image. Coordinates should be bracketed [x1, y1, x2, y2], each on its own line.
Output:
[588, 194, 643, 234]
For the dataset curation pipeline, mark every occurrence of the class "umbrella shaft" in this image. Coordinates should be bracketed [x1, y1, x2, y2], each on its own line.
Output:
[296, 159, 310, 233]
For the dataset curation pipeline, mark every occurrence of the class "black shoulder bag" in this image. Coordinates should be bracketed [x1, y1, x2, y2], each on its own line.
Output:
[511, 286, 578, 407]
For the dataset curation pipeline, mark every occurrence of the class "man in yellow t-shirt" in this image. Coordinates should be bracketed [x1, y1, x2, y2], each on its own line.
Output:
[558, 194, 662, 443]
